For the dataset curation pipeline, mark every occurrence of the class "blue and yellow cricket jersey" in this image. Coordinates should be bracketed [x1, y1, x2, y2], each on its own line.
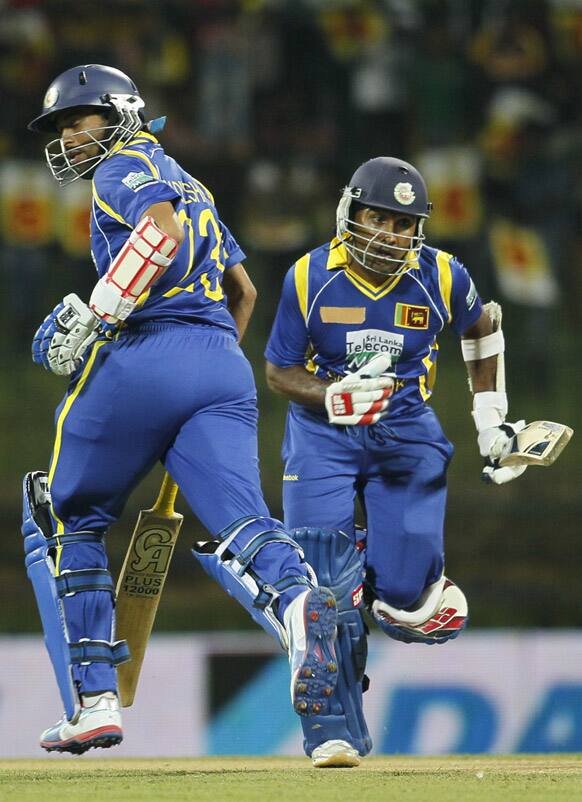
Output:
[91, 131, 245, 334]
[265, 237, 483, 417]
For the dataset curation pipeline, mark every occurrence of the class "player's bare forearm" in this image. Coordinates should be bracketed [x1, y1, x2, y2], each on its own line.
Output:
[223, 263, 257, 341]
[462, 311, 497, 393]
[265, 361, 329, 407]
[229, 294, 255, 342]
[143, 201, 185, 244]
[466, 355, 498, 392]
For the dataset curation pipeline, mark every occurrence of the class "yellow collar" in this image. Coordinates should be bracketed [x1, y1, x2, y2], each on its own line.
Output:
[326, 236, 349, 270]
[326, 238, 419, 274]
[341, 249, 420, 300]
[108, 130, 159, 159]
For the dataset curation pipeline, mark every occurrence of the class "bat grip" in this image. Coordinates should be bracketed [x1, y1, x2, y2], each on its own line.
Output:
[154, 472, 179, 515]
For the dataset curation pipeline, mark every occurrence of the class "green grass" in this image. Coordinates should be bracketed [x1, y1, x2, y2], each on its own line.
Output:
[1, 756, 581, 802]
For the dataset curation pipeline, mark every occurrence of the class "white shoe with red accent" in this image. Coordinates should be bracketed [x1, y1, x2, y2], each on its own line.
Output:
[371, 575, 468, 644]
[312, 739, 361, 768]
[284, 587, 339, 717]
[40, 691, 123, 754]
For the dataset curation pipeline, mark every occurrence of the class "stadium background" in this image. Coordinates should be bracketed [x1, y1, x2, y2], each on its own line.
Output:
[1, 0, 581, 756]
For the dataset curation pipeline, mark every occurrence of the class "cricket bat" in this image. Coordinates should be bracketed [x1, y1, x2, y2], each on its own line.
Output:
[499, 420, 574, 468]
[115, 472, 183, 707]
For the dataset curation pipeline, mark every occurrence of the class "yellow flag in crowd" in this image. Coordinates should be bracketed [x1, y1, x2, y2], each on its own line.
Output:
[0, 160, 91, 253]
[489, 218, 559, 306]
[58, 180, 91, 258]
[0, 161, 54, 246]
[416, 147, 483, 240]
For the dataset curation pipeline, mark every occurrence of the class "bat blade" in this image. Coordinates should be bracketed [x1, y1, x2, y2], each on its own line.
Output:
[500, 420, 574, 467]
[115, 477, 183, 707]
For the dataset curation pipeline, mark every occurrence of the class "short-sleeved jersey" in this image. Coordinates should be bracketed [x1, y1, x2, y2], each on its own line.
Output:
[265, 237, 483, 418]
[91, 131, 245, 333]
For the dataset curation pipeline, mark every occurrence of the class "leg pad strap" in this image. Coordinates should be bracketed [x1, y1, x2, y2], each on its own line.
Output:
[56, 569, 115, 597]
[22, 471, 128, 719]
[193, 516, 314, 646]
[70, 639, 130, 666]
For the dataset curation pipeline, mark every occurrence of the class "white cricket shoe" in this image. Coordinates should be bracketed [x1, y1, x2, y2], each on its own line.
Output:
[284, 587, 338, 717]
[312, 739, 361, 768]
[40, 691, 123, 754]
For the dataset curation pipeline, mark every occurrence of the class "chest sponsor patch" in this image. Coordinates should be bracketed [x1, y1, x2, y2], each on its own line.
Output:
[394, 303, 430, 329]
[122, 171, 158, 192]
[320, 306, 366, 324]
[346, 328, 404, 370]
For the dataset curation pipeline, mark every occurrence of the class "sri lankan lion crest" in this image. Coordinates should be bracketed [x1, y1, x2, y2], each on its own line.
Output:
[394, 182, 415, 206]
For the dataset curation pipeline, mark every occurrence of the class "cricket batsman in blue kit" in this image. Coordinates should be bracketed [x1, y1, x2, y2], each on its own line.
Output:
[24, 64, 339, 754]
[265, 156, 569, 767]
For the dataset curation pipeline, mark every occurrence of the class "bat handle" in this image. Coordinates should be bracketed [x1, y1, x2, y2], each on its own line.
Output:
[154, 472, 179, 515]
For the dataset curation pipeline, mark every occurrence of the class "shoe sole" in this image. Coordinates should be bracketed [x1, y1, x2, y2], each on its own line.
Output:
[41, 725, 123, 755]
[313, 752, 361, 768]
[293, 587, 338, 717]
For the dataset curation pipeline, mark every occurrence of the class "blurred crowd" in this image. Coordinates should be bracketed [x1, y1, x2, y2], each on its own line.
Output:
[1, 0, 582, 379]
[2, 0, 582, 632]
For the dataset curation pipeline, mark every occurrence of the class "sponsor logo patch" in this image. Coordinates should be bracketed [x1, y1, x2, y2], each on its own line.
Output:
[394, 303, 429, 329]
[283, 474, 299, 481]
[346, 329, 404, 370]
[352, 584, 364, 607]
[122, 171, 157, 192]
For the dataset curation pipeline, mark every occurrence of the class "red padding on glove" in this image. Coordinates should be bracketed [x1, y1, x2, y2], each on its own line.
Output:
[358, 388, 392, 425]
[331, 392, 354, 416]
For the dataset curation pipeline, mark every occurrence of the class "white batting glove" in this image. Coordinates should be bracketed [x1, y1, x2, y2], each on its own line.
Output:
[482, 460, 527, 485]
[477, 422, 520, 460]
[42, 294, 101, 376]
[325, 354, 395, 426]
[479, 422, 528, 485]
[472, 391, 528, 485]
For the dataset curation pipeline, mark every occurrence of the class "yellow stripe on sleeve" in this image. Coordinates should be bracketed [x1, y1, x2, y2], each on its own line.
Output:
[294, 254, 310, 322]
[92, 185, 132, 227]
[91, 138, 160, 230]
[436, 250, 453, 323]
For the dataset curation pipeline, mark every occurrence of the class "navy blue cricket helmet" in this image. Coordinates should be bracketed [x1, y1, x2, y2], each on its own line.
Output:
[28, 64, 142, 133]
[29, 65, 146, 186]
[336, 157, 432, 275]
[344, 157, 431, 218]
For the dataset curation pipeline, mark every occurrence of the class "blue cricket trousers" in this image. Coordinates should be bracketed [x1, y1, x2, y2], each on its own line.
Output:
[282, 403, 454, 609]
[47, 323, 306, 692]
